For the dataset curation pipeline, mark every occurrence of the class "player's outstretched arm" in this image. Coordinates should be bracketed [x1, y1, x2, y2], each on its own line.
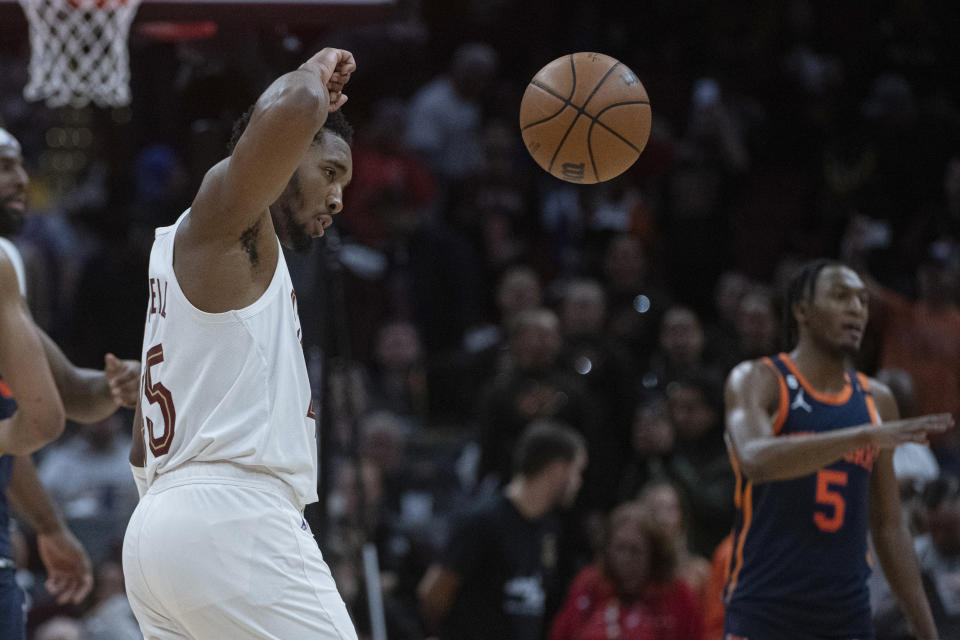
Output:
[37, 329, 140, 424]
[725, 361, 952, 484]
[6, 455, 93, 605]
[187, 48, 355, 243]
[0, 252, 64, 455]
[868, 382, 940, 640]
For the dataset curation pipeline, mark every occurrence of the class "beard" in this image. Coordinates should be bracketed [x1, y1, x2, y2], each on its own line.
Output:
[279, 201, 313, 253]
[0, 205, 25, 236]
[274, 173, 313, 253]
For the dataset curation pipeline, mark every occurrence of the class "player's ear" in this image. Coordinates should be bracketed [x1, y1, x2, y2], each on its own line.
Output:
[792, 299, 809, 327]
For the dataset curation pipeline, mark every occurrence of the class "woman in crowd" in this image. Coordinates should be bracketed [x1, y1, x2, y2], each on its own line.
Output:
[550, 500, 703, 640]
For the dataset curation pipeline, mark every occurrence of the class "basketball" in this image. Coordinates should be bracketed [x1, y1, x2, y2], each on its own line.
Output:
[519, 52, 651, 184]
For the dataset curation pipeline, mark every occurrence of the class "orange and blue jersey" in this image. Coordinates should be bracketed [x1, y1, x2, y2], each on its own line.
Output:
[723, 353, 879, 640]
[0, 376, 17, 561]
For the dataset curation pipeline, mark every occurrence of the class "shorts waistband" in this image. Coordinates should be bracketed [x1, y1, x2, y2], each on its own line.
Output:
[149, 461, 303, 510]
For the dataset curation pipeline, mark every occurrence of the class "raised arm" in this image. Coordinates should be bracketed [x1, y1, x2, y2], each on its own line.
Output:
[186, 48, 354, 244]
[38, 330, 140, 424]
[724, 360, 952, 484]
[868, 382, 940, 640]
[0, 252, 63, 454]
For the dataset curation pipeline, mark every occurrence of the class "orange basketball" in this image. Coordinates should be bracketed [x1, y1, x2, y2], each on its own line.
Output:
[519, 52, 651, 184]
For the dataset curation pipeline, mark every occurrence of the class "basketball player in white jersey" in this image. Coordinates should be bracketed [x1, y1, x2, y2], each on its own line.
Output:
[122, 48, 358, 639]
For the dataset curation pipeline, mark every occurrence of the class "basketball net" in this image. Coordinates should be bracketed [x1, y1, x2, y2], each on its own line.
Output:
[17, 0, 142, 108]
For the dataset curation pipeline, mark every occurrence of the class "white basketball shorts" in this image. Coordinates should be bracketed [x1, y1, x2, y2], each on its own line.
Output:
[122, 462, 357, 640]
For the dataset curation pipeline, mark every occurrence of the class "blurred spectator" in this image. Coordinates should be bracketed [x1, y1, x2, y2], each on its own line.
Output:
[706, 269, 750, 366]
[36, 415, 138, 566]
[366, 319, 429, 424]
[464, 264, 543, 367]
[476, 308, 596, 497]
[448, 120, 542, 279]
[450, 264, 545, 425]
[82, 560, 141, 640]
[619, 395, 675, 504]
[600, 233, 672, 359]
[846, 233, 960, 474]
[929, 156, 960, 242]
[342, 98, 436, 248]
[556, 278, 638, 508]
[663, 376, 735, 557]
[549, 500, 703, 640]
[873, 475, 960, 639]
[731, 287, 779, 364]
[418, 420, 587, 640]
[406, 42, 498, 182]
[637, 480, 711, 607]
[875, 368, 941, 532]
[33, 616, 84, 640]
[663, 77, 749, 304]
[641, 306, 724, 394]
[341, 157, 482, 359]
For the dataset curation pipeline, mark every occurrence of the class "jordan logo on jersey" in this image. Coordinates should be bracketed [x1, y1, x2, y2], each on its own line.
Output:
[791, 388, 813, 412]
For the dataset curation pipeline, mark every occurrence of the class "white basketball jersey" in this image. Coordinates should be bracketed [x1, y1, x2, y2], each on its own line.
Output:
[139, 211, 318, 507]
[0, 236, 27, 297]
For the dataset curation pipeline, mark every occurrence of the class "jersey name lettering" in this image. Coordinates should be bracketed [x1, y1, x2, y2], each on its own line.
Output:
[149, 277, 168, 319]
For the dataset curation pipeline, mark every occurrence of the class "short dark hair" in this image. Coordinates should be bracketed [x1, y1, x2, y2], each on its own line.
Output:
[512, 420, 585, 478]
[228, 104, 353, 153]
[783, 258, 844, 348]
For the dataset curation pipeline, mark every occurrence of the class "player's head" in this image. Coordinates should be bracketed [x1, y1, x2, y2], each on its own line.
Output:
[785, 259, 868, 357]
[0, 127, 28, 237]
[512, 420, 587, 509]
[229, 108, 354, 252]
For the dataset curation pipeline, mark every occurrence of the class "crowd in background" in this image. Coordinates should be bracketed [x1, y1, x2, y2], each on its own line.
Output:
[1, 0, 960, 638]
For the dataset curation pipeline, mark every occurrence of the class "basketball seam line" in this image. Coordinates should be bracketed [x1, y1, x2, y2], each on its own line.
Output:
[583, 63, 626, 181]
[524, 60, 580, 132]
[522, 83, 574, 131]
[586, 100, 650, 165]
[545, 54, 581, 173]
[525, 83, 650, 125]
[548, 59, 621, 174]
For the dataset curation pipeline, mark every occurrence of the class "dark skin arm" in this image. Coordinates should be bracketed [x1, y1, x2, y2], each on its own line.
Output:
[869, 382, 939, 640]
[0, 251, 63, 454]
[175, 48, 354, 313]
[129, 398, 145, 467]
[38, 331, 139, 423]
[417, 565, 462, 632]
[6, 455, 93, 604]
[724, 360, 953, 484]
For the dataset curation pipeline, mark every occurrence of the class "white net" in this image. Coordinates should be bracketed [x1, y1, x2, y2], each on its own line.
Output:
[17, 0, 142, 108]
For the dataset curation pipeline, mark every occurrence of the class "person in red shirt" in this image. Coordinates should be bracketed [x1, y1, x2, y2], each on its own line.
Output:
[550, 500, 703, 640]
